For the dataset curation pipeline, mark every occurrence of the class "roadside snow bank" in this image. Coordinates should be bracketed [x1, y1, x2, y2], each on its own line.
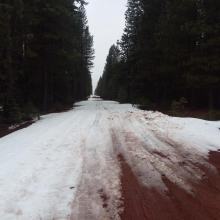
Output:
[111, 109, 220, 193]
[0, 110, 84, 220]
[143, 111, 220, 154]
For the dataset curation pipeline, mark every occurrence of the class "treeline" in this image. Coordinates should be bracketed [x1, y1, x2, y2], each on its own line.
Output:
[0, 0, 93, 123]
[96, 0, 220, 113]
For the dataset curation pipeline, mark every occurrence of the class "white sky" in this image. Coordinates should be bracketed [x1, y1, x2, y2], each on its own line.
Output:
[86, 0, 127, 92]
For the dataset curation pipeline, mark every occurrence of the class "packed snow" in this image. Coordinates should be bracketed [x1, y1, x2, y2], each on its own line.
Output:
[0, 99, 219, 219]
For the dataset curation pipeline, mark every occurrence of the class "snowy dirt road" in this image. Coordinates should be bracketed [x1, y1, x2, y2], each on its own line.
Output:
[0, 99, 220, 220]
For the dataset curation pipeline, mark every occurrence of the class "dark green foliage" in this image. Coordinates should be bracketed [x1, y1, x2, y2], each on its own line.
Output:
[0, 0, 93, 123]
[3, 97, 22, 123]
[96, 0, 220, 113]
[95, 45, 121, 100]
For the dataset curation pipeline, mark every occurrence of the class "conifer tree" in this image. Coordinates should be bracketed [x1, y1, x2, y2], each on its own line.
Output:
[0, 0, 94, 123]
[96, 0, 220, 114]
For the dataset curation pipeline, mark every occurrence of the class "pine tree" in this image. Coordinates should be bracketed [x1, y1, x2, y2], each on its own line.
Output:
[0, 0, 94, 123]
[0, 1, 22, 123]
[96, 0, 220, 114]
[95, 44, 121, 100]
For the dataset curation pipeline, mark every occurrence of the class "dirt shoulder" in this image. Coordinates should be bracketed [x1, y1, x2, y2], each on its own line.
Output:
[0, 121, 34, 138]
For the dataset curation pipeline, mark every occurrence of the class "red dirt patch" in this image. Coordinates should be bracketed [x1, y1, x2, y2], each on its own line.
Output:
[119, 152, 220, 220]
[210, 151, 220, 172]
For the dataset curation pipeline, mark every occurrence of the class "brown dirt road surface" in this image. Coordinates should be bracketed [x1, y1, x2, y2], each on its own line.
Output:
[119, 151, 220, 220]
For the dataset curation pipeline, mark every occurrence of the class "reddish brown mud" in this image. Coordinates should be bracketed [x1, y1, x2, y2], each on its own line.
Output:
[119, 151, 220, 220]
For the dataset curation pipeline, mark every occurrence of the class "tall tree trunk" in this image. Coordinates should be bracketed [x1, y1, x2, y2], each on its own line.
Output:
[208, 87, 214, 120]
[190, 88, 196, 109]
[43, 65, 48, 112]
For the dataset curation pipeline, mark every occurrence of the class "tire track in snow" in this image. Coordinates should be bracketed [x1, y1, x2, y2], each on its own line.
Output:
[1, 99, 220, 220]
[70, 106, 122, 220]
[110, 110, 218, 193]
[110, 110, 220, 220]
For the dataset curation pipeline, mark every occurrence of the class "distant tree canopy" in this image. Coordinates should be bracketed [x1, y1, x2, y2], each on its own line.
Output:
[95, 0, 220, 112]
[0, 0, 94, 123]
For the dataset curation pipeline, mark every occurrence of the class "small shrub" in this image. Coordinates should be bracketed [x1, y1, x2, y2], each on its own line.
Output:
[22, 102, 39, 121]
[171, 97, 188, 116]
[118, 88, 128, 103]
[208, 110, 220, 121]
[3, 99, 22, 124]
[136, 97, 156, 110]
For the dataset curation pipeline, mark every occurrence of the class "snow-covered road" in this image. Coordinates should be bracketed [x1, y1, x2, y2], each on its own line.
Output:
[0, 99, 220, 220]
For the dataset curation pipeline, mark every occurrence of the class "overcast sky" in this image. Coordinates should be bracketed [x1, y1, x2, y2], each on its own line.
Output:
[86, 0, 127, 92]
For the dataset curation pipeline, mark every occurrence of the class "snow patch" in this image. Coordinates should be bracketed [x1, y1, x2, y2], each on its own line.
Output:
[110, 108, 220, 193]
[0, 99, 219, 219]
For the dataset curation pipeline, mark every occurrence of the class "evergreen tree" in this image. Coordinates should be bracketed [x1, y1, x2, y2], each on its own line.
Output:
[0, 1, 22, 123]
[0, 0, 94, 123]
[96, 0, 220, 115]
[95, 45, 120, 100]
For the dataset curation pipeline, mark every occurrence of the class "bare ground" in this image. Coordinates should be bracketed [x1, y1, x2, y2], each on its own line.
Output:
[0, 121, 34, 138]
[119, 151, 220, 220]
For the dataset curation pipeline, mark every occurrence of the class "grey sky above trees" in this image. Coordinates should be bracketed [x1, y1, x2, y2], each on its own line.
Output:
[86, 0, 127, 91]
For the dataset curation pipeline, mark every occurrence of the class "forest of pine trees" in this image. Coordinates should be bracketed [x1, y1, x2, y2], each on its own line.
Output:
[0, 0, 93, 124]
[95, 0, 220, 116]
